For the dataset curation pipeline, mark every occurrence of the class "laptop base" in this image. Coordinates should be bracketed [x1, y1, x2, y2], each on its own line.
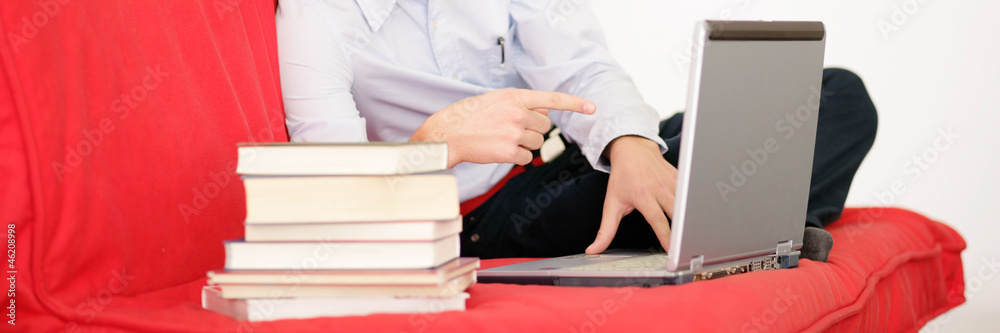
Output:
[479, 251, 800, 287]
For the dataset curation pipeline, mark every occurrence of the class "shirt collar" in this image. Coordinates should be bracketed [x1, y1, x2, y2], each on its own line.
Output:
[354, 0, 397, 32]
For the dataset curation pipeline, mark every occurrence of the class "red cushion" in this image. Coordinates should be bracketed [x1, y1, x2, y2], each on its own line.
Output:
[25, 208, 968, 333]
[1, 1, 965, 332]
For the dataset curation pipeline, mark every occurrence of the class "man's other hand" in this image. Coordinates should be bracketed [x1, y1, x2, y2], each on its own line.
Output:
[411, 89, 595, 167]
[586, 136, 676, 254]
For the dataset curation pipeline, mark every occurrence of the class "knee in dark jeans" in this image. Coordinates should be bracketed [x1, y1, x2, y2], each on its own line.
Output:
[822, 68, 879, 141]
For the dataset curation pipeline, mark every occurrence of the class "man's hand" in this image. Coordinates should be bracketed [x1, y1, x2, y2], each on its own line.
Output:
[411, 89, 595, 167]
[586, 136, 677, 254]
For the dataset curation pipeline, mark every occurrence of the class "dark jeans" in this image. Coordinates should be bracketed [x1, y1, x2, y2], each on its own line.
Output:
[462, 68, 878, 259]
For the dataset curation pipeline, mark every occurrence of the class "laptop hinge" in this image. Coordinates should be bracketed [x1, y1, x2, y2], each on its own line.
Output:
[690, 255, 705, 271]
[776, 240, 793, 255]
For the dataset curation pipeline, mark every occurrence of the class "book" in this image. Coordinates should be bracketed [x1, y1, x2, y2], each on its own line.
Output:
[236, 142, 447, 176]
[224, 235, 460, 270]
[244, 217, 462, 242]
[202, 286, 468, 321]
[212, 270, 475, 299]
[243, 172, 459, 223]
[208, 258, 480, 285]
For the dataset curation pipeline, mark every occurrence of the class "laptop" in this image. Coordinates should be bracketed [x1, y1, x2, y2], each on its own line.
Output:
[478, 20, 827, 286]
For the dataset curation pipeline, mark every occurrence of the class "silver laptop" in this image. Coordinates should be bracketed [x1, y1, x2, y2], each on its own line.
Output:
[478, 20, 827, 286]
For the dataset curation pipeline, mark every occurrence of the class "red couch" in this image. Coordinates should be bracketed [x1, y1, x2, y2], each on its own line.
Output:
[1, 1, 965, 332]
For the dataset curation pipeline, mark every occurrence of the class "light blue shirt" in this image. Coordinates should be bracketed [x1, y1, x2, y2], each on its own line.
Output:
[276, 0, 667, 202]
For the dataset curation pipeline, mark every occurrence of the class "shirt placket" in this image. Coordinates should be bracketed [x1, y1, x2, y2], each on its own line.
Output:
[427, 0, 466, 82]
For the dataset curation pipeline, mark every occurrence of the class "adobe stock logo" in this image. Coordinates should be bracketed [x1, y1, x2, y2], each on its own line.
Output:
[6, 0, 72, 53]
[716, 86, 830, 201]
[51, 65, 170, 182]
[545, 0, 586, 27]
[877, 0, 933, 41]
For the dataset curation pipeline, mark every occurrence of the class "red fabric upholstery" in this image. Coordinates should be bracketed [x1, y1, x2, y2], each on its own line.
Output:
[1, 1, 965, 332]
[0, 1, 286, 331]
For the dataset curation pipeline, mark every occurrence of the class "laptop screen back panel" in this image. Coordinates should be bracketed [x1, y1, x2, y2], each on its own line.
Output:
[668, 21, 826, 271]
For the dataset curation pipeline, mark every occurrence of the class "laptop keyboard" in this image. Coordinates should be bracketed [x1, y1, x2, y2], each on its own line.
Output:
[564, 254, 669, 271]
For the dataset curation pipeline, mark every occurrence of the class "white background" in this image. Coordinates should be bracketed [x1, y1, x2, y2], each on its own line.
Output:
[588, 0, 999, 331]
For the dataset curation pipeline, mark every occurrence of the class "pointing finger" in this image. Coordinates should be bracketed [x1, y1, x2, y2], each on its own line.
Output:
[513, 90, 596, 115]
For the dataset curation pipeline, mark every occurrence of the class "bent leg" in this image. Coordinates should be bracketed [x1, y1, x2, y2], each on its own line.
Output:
[657, 69, 878, 228]
[807, 68, 878, 227]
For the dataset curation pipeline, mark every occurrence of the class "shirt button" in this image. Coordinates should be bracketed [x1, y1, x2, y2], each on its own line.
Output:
[451, 74, 459, 80]
[431, 21, 438, 30]
[470, 234, 480, 242]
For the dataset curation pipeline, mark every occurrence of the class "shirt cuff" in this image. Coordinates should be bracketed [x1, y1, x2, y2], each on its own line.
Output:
[586, 117, 668, 173]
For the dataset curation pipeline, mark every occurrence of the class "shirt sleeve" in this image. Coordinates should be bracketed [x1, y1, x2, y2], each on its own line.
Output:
[509, 1, 667, 172]
[276, 0, 368, 143]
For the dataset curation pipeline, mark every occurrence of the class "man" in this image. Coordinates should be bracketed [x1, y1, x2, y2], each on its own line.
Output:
[275, 1, 877, 262]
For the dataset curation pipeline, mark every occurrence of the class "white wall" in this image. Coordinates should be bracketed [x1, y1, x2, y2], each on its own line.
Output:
[588, 0, 1000, 330]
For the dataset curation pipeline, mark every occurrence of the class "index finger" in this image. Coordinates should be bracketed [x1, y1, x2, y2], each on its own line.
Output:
[514, 90, 596, 115]
[586, 199, 626, 255]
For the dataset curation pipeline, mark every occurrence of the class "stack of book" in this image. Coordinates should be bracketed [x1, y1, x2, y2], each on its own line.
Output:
[202, 142, 477, 322]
